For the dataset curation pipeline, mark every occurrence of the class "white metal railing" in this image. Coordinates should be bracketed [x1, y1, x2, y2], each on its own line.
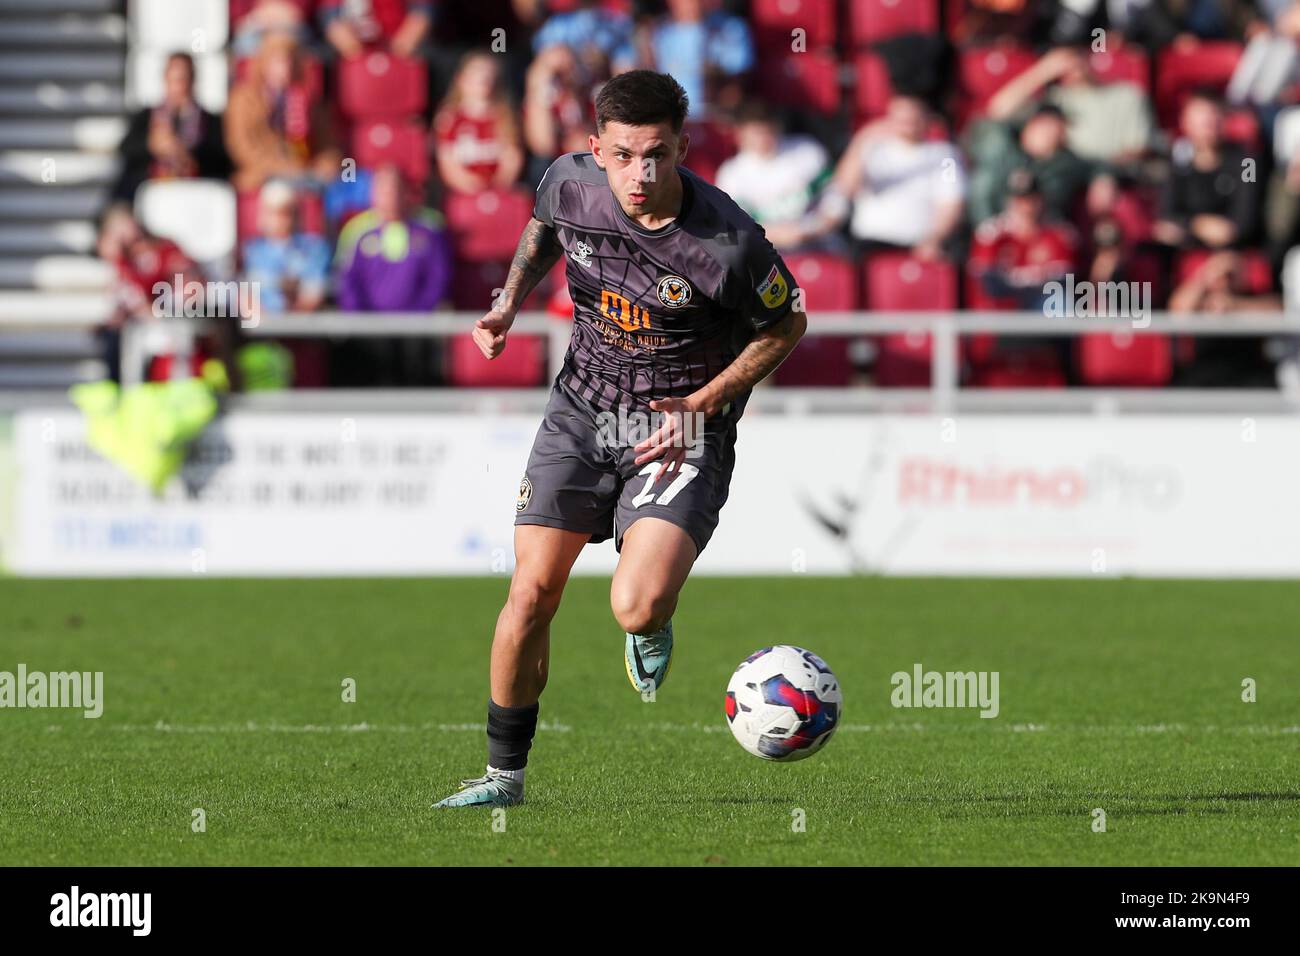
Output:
[114, 310, 1300, 414]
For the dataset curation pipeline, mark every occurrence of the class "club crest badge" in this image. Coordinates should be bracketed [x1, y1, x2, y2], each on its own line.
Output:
[657, 275, 692, 309]
[516, 476, 532, 513]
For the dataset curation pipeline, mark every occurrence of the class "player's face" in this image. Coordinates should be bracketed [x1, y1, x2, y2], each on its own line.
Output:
[591, 121, 688, 218]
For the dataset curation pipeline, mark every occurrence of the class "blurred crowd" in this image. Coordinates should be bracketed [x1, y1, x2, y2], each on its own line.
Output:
[98, 0, 1300, 389]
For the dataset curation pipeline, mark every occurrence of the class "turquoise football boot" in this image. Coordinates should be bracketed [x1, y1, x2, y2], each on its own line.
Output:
[624, 619, 674, 695]
[433, 770, 524, 808]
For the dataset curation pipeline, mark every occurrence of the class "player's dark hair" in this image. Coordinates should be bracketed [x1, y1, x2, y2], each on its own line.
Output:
[595, 70, 690, 134]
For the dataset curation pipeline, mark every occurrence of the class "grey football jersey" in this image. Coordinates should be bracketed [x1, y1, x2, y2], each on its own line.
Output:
[532, 151, 797, 417]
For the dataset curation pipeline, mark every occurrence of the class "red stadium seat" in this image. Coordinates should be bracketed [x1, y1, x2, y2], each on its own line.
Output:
[444, 188, 535, 263]
[853, 51, 894, 121]
[970, 351, 1067, 388]
[850, 0, 939, 47]
[1154, 42, 1243, 130]
[866, 253, 958, 387]
[1175, 249, 1273, 293]
[770, 253, 857, 386]
[955, 45, 1038, 127]
[757, 49, 841, 115]
[752, 0, 836, 52]
[352, 119, 429, 186]
[337, 53, 427, 120]
[681, 119, 737, 184]
[784, 252, 857, 311]
[445, 334, 546, 387]
[773, 335, 857, 386]
[1222, 108, 1262, 149]
[1088, 44, 1150, 90]
[1076, 331, 1172, 386]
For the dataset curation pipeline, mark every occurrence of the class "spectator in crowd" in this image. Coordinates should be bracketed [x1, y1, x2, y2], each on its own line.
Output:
[1048, 0, 1181, 48]
[1265, 105, 1300, 255]
[1169, 249, 1282, 311]
[224, 33, 341, 191]
[432, 50, 525, 194]
[96, 203, 243, 388]
[716, 101, 830, 250]
[318, 0, 432, 58]
[986, 46, 1154, 167]
[969, 169, 1079, 310]
[613, 0, 753, 115]
[1227, 1, 1300, 108]
[241, 180, 333, 315]
[951, 0, 1043, 46]
[112, 53, 230, 202]
[969, 103, 1095, 226]
[1169, 249, 1281, 386]
[791, 95, 965, 260]
[532, 0, 631, 66]
[1154, 92, 1260, 249]
[334, 165, 452, 311]
[523, 44, 602, 183]
[231, 0, 315, 58]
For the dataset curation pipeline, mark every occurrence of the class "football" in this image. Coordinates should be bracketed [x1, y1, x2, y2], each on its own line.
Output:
[724, 645, 842, 761]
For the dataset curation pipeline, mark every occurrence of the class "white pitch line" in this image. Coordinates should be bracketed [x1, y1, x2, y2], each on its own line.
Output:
[78, 720, 1300, 735]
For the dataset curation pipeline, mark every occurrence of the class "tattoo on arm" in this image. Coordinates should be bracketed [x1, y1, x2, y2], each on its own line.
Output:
[500, 217, 563, 312]
[704, 309, 804, 412]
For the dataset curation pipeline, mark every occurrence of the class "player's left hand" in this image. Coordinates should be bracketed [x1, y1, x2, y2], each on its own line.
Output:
[635, 397, 701, 483]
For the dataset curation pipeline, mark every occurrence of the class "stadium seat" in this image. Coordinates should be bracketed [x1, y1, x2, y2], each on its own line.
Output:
[127, 49, 229, 114]
[757, 49, 841, 116]
[850, 0, 939, 47]
[769, 253, 857, 386]
[866, 253, 958, 387]
[853, 51, 894, 121]
[751, 0, 836, 52]
[970, 351, 1068, 388]
[445, 332, 546, 387]
[130, 0, 229, 52]
[681, 119, 737, 184]
[352, 119, 429, 186]
[1154, 42, 1243, 129]
[444, 189, 535, 263]
[337, 53, 427, 120]
[1076, 331, 1173, 386]
[955, 46, 1038, 127]
[1221, 108, 1262, 150]
[135, 179, 237, 270]
[228, 0, 315, 21]
[773, 334, 857, 386]
[450, 257, 550, 313]
[785, 253, 857, 311]
[1175, 249, 1273, 293]
[1088, 44, 1150, 90]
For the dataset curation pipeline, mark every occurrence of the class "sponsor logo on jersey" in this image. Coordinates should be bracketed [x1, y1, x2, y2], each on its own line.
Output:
[657, 275, 692, 309]
[571, 240, 594, 268]
[600, 289, 653, 332]
[516, 476, 532, 512]
[756, 264, 789, 309]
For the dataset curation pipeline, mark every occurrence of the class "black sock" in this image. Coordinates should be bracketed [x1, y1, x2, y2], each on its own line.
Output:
[486, 698, 539, 771]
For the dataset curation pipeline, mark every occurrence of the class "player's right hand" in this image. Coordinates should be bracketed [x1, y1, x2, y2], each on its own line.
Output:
[473, 310, 514, 360]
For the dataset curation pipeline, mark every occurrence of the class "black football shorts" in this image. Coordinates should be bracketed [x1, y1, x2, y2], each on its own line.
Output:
[514, 380, 738, 556]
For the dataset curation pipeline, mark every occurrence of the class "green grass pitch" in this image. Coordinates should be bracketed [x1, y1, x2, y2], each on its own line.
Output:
[1, 577, 1298, 866]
